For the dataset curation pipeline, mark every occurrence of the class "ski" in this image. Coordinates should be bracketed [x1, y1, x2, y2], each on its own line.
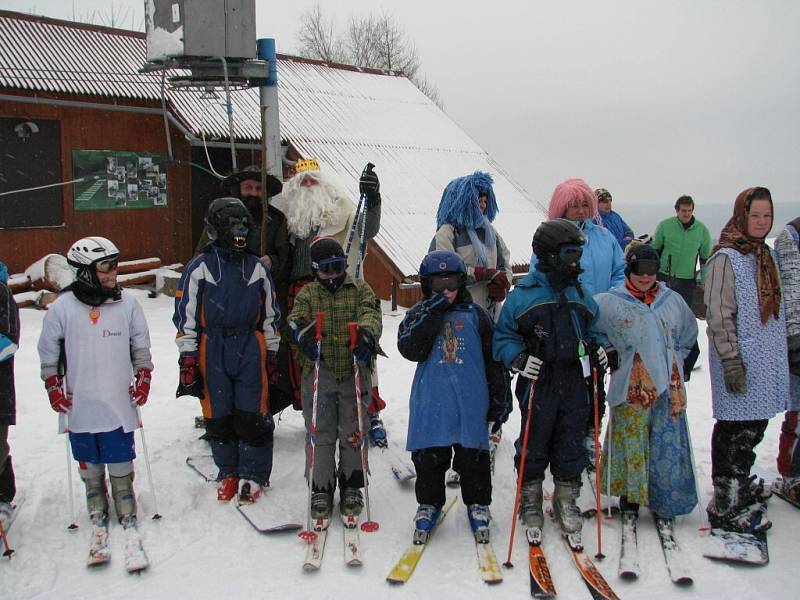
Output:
[563, 536, 620, 600]
[617, 513, 640, 580]
[302, 527, 329, 572]
[87, 516, 111, 567]
[653, 516, 692, 586]
[474, 536, 503, 584]
[770, 476, 800, 509]
[703, 529, 769, 565]
[386, 496, 458, 584]
[526, 527, 556, 598]
[236, 503, 303, 534]
[579, 468, 619, 518]
[342, 514, 362, 567]
[122, 519, 149, 574]
[185, 455, 216, 482]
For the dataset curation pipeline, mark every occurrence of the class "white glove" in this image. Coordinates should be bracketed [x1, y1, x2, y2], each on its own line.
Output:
[595, 346, 608, 371]
[511, 353, 543, 380]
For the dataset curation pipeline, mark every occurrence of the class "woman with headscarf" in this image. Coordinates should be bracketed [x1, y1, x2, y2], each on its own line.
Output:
[591, 242, 698, 575]
[704, 187, 789, 533]
[431, 171, 512, 322]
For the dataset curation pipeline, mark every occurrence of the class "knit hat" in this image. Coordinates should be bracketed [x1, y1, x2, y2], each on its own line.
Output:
[309, 236, 345, 265]
[595, 188, 611, 200]
[625, 242, 660, 277]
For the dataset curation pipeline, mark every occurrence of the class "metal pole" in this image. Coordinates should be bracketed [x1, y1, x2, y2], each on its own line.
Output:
[218, 56, 237, 172]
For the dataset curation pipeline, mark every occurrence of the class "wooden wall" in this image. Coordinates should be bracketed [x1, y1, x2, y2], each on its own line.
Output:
[0, 93, 192, 274]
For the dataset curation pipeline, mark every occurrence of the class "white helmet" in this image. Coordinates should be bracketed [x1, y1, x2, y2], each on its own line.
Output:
[67, 237, 119, 268]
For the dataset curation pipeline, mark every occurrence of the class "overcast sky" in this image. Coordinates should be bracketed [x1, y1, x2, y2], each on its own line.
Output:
[2, 0, 798, 215]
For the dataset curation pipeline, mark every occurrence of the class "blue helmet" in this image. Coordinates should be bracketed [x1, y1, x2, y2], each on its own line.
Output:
[419, 250, 466, 296]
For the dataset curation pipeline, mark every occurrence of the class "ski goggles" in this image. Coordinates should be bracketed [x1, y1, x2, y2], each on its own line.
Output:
[96, 257, 119, 273]
[429, 273, 462, 293]
[629, 259, 659, 276]
[558, 244, 583, 265]
[312, 256, 347, 276]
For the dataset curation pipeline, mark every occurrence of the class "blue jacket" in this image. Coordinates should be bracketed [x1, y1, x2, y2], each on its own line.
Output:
[530, 219, 626, 297]
[398, 292, 509, 451]
[591, 282, 697, 408]
[598, 210, 634, 249]
[493, 269, 598, 369]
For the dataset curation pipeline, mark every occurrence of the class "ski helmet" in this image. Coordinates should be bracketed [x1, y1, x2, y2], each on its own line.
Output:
[419, 250, 467, 296]
[310, 237, 347, 292]
[625, 242, 660, 277]
[532, 219, 585, 289]
[66, 236, 121, 305]
[206, 197, 251, 253]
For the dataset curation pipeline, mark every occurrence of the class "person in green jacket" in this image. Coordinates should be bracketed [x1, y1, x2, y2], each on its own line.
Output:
[652, 195, 712, 308]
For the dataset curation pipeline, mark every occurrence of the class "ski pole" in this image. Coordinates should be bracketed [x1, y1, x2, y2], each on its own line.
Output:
[0, 512, 14, 558]
[299, 312, 325, 542]
[136, 406, 162, 520]
[348, 322, 379, 533]
[355, 163, 375, 278]
[64, 415, 79, 531]
[592, 367, 605, 560]
[503, 378, 537, 568]
[344, 162, 374, 262]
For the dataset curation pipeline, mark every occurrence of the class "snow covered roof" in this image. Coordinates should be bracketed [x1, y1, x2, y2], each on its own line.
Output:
[0, 10, 547, 277]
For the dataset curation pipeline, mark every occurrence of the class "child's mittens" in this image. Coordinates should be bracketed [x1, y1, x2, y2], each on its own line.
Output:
[291, 319, 321, 360]
[352, 328, 375, 364]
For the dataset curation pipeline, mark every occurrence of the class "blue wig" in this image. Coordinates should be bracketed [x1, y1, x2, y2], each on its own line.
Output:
[436, 171, 498, 229]
[0, 261, 7, 285]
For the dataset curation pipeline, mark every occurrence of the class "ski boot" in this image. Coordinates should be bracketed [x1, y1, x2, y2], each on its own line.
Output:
[217, 476, 239, 503]
[110, 473, 137, 526]
[238, 479, 265, 505]
[340, 487, 364, 517]
[310, 491, 333, 531]
[744, 474, 772, 503]
[707, 476, 771, 533]
[772, 475, 800, 504]
[368, 412, 388, 448]
[467, 504, 491, 544]
[83, 477, 109, 524]
[413, 503, 441, 545]
[553, 479, 583, 548]
[519, 478, 544, 529]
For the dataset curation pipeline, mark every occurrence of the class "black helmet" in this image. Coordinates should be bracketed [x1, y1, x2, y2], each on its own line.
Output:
[625, 242, 660, 277]
[419, 250, 467, 296]
[206, 197, 251, 253]
[310, 237, 348, 292]
[532, 219, 585, 290]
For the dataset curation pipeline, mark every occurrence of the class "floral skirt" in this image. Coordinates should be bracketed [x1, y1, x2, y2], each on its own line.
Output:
[600, 390, 697, 518]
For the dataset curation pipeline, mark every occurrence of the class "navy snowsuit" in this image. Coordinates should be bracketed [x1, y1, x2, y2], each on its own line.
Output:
[493, 269, 598, 482]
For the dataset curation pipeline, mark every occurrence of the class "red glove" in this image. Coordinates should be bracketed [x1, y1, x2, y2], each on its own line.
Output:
[487, 271, 511, 301]
[473, 266, 497, 282]
[131, 368, 152, 406]
[266, 351, 279, 384]
[176, 354, 204, 399]
[45, 374, 71, 413]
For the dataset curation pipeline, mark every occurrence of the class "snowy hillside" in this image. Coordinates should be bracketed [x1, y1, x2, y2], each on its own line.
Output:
[3, 290, 796, 599]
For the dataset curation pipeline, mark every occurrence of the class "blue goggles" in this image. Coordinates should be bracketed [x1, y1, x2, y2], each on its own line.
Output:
[558, 244, 583, 265]
[312, 256, 347, 276]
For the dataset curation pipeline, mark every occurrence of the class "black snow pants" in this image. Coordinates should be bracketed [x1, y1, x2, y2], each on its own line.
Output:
[711, 419, 769, 479]
[412, 445, 491, 507]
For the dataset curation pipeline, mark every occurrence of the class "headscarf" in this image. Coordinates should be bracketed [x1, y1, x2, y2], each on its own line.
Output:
[435, 171, 498, 268]
[713, 187, 780, 324]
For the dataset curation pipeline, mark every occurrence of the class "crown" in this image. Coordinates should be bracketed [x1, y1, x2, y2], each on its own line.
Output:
[295, 158, 320, 174]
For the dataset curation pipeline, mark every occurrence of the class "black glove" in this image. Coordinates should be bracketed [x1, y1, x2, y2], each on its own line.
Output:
[511, 352, 542, 380]
[605, 347, 619, 372]
[722, 356, 746, 394]
[588, 344, 609, 374]
[176, 354, 204, 399]
[291, 319, 321, 361]
[788, 334, 800, 378]
[359, 164, 381, 208]
[353, 328, 375, 364]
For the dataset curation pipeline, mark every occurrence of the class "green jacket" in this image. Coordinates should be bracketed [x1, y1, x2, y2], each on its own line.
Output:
[652, 216, 712, 280]
[289, 275, 382, 381]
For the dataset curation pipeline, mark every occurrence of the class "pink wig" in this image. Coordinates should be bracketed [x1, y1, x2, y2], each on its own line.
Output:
[547, 178, 599, 221]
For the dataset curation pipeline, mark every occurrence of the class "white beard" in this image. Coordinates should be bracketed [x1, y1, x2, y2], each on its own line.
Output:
[277, 175, 352, 239]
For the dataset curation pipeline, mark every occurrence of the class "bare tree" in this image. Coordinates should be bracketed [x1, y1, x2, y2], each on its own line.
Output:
[296, 4, 346, 64]
[297, 5, 443, 108]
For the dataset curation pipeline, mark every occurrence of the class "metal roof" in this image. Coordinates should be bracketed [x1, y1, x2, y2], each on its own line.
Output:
[0, 10, 548, 277]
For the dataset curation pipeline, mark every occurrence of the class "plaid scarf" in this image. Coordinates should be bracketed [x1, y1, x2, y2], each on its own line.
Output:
[713, 188, 781, 324]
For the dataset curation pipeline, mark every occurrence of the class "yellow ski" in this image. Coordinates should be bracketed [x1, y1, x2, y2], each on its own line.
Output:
[386, 496, 458, 584]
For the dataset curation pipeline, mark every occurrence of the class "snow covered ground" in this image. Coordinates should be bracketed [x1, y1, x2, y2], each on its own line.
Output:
[3, 290, 796, 599]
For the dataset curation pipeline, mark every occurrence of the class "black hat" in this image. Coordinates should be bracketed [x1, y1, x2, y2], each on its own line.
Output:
[310, 237, 345, 265]
[221, 166, 283, 198]
[625, 242, 660, 277]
